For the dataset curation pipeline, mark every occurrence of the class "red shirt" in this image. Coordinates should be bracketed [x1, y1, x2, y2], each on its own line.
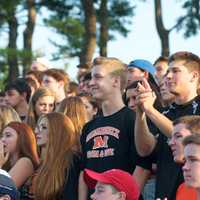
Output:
[176, 182, 197, 200]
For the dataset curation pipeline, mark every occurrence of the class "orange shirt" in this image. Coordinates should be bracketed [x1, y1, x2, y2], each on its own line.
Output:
[176, 182, 197, 200]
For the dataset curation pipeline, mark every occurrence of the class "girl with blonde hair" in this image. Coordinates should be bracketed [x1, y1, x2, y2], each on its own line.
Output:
[0, 105, 21, 136]
[26, 87, 55, 130]
[34, 112, 80, 200]
[58, 96, 88, 149]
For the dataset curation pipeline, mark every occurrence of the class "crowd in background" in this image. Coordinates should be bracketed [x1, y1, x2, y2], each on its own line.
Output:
[1, 52, 200, 200]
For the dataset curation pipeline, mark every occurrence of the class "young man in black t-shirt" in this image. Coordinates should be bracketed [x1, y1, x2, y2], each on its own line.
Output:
[79, 57, 151, 200]
[134, 51, 200, 200]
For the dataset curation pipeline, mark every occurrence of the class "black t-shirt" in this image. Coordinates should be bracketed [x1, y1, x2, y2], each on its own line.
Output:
[153, 96, 200, 200]
[61, 154, 81, 200]
[81, 106, 151, 173]
[81, 106, 148, 199]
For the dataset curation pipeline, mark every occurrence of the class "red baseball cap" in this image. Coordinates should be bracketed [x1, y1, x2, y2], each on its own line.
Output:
[84, 169, 140, 200]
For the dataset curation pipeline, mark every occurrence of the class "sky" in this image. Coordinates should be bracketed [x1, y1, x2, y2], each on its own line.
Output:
[2, 0, 200, 81]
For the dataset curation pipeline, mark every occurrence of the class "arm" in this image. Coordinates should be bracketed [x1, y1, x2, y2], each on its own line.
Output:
[133, 166, 151, 191]
[137, 79, 173, 137]
[145, 106, 173, 137]
[78, 171, 88, 200]
[9, 157, 34, 188]
[135, 107, 157, 156]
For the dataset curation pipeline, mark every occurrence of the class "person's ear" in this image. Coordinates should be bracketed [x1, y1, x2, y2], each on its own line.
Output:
[112, 76, 120, 88]
[58, 80, 65, 89]
[143, 71, 149, 79]
[190, 71, 199, 82]
[118, 191, 126, 200]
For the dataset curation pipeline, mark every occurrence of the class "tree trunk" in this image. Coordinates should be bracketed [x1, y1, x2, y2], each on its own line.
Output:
[154, 0, 170, 57]
[23, 0, 36, 75]
[99, 0, 108, 57]
[80, 0, 96, 64]
[7, 8, 18, 82]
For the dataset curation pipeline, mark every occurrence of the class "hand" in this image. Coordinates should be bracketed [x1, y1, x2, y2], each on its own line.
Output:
[135, 78, 156, 112]
[0, 140, 9, 168]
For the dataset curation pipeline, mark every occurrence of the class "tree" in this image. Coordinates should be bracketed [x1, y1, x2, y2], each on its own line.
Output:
[80, 0, 96, 63]
[154, 0, 200, 57]
[22, 0, 37, 75]
[99, 0, 108, 56]
[42, 0, 134, 65]
[154, 0, 170, 56]
[0, 1, 20, 82]
[98, 0, 134, 56]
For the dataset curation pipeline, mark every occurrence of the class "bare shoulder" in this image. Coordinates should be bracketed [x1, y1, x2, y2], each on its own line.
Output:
[16, 157, 33, 166]
[9, 157, 34, 187]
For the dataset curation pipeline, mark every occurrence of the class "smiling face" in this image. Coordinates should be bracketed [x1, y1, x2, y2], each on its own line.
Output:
[35, 117, 48, 147]
[183, 143, 200, 189]
[35, 96, 55, 117]
[168, 123, 191, 163]
[90, 182, 123, 200]
[1, 127, 18, 155]
[89, 65, 115, 101]
[166, 61, 196, 96]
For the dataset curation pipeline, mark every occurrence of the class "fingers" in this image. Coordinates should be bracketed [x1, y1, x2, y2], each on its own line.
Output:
[0, 140, 4, 154]
[142, 78, 152, 91]
[0, 140, 9, 167]
[4, 151, 9, 163]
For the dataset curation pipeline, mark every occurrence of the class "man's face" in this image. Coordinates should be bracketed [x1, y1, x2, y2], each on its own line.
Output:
[126, 88, 138, 111]
[166, 60, 195, 96]
[155, 61, 168, 83]
[42, 75, 60, 94]
[127, 67, 144, 86]
[4, 89, 23, 108]
[159, 77, 175, 102]
[183, 143, 200, 189]
[91, 182, 122, 200]
[168, 123, 191, 163]
[89, 65, 116, 101]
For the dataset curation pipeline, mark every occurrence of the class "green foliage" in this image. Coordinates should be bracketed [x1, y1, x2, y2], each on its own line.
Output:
[176, 0, 200, 38]
[42, 0, 135, 60]
[107, 0, 135, 37]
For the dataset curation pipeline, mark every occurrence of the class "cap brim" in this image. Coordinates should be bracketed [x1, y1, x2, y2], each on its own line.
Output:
[84, 169, 111, 189]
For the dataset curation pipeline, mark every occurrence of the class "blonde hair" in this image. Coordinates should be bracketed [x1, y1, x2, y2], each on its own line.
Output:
[34, 113, 77, 200]
[93, 57, 128, 92]
[58, 96, 88, 150]
[26, 87, 55, 130]
[0, 105, 21, 136]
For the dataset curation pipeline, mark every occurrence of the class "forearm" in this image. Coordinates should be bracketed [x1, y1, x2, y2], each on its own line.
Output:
[78, 171, 88, 200]
[135, 108, 156, 156]
[133, 166, 151, 192]
[145, 107, 173, 138]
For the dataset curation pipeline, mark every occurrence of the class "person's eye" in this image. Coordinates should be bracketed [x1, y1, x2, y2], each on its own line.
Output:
[42, 126, 47, 130]
[5, 133, 11, 137]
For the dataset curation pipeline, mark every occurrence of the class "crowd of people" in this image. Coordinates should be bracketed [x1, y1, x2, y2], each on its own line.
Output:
[0, 52, 200, 200]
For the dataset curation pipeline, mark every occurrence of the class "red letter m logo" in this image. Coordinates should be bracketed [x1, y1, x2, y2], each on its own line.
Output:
[93, 136, 108, 149]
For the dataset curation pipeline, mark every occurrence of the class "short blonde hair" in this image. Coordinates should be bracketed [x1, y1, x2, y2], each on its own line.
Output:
[93, 57, 127, 92]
